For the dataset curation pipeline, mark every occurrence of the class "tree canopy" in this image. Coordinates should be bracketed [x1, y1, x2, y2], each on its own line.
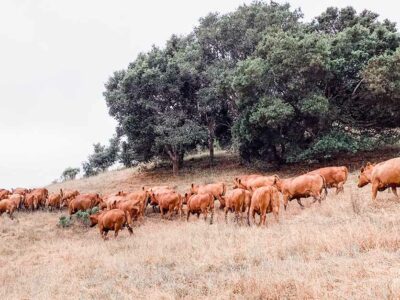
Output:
[99, 1, 400, 174]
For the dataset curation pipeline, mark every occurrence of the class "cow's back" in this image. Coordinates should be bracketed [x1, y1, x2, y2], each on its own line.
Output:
[373, 157, 400, 184]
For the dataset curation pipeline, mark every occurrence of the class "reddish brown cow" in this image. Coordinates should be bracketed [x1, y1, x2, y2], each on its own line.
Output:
[69, 194, 102, 215]
[185, 193, 214, 224]
[189, 182, 226, 203]
[12, 188, 30, 196]
[248, 186, 280, 226]
[7, 194, 24, 209]
[233, 174, 263, 189]
[26, 188, 48, 209]
[0, 199, 16, 219]
[125, 188, 150, 217]
[150, 191, 182, 219]
[24, 193, 39, 211]
[275, 174, 327, 210]
[46, 190, 64, 211]
[90, 209, 133, 240]
[308, 166, 348, 194]
[115, 200, 140, 226]
[221, 189, 246, 224]
[61, 190, 80, 207]
[358, 158, 400, 201]
[235, 175, 278, 192]
[0, 189, 11, 200]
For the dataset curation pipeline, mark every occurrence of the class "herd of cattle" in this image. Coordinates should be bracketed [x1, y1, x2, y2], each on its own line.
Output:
[0, 157, 399, 240]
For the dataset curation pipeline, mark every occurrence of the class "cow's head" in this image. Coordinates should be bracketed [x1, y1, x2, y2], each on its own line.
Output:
[183, 193, 189, 205]
[274, 175, 283, 192]
[358, 162, 374, 188]
[89, 214, 100, 227]
[190, 183, 198, 195]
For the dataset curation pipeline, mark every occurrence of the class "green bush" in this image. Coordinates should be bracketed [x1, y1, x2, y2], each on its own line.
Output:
[59, 215, 73, 228]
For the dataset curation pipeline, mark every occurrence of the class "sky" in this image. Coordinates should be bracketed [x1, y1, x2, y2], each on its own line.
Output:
[0, 0, 399, 189]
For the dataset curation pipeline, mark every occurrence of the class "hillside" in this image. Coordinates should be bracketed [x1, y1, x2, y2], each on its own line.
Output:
[1, 150, 400, 299]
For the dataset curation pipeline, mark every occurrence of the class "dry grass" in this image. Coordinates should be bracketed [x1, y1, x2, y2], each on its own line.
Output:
[1, 151, 400, 299]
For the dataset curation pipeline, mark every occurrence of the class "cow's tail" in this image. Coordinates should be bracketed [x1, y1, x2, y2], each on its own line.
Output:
[343, 166, 349, 184]
[320, 175, 328, 200]
[222, 183, 226, 196]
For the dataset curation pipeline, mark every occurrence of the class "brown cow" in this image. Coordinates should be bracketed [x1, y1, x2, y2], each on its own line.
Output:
[7, 194, 24, 209]
[308, 166, 349, 194]
[185, 193, 214, 224]
[90, 209, 133, 240]
[150, 191, 182, 219]
[248, 186, 280, 226]
[46, 190, 64, 211]
[61, 190, 80, 207]
[0, 189, 11, 200]
[358, 158, 400, 201]
[235, 175, 278, 192]
[125, 188, 150, 217]
[69, 193, 102, 215]
[26, 188, 48, 209]
[189, 182, 226, 204]
[12, 188, 30, 196]
[275, 174, 327, 210]
[24, 193, 39, 211]
[221, 189, 246, 224]
[233, 174, 263, 189]
[0, 199, 16, 219]
[115, 200, 140, 226]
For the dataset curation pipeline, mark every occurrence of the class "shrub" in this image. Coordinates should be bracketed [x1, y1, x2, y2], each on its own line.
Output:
[59, 215, 73, 228]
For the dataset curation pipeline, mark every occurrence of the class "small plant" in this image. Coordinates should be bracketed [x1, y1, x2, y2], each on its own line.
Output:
[75, 210, 91, 226]
[59, 215, 73, 228]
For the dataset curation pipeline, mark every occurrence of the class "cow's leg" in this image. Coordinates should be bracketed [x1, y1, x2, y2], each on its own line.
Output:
[210, 208, 214, 225]
[296, 199, 305, 209]
[186, 209, 190, 222]
[160, 207, 164, 219]
[249, 208, 255, 226]
[127, 224, 133, 235]
[196, 212, 200, 218]
[114, 223, 122, 238]
[261, 209, 266, 226]
[224, 207, 229, 224]
[203, 209, 208, 222]
[273, 206, 279, 223]
[371, 182, 379, 201]
[8, 210, 14, 220]
[391, 186, 399, 198]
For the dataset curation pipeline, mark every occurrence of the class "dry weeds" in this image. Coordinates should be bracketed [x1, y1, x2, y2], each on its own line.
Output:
[1, 152, 400, 299]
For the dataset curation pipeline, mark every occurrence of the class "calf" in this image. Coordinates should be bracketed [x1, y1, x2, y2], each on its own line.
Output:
[185, 193, 214, 224]
[150, 191, 182, 219]
[125, 188, 150, 217]
[308, 166, 348, 194]
[46, 190, 64, 211]
[189, 182, 226, 203]
[275, 174, 327, 210]
[248, 186, 280, 226]
[90, 209, 133, 240]
[115, 200, 140, 226]
[358, 158, 400, 201]
[221, 189, 246, 224]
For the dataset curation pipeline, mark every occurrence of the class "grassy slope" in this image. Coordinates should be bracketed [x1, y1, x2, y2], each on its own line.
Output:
[1, 150, 400, 299]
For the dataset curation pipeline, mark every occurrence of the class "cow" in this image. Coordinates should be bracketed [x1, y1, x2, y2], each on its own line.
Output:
[69, 193, 103, 215]
[148, 186, 175, 193]
[0, 199, 17, 219]
[89, 209, 133, 240]
[26, 188, 48, 209]
[125, 188, 150, 217]
[46, 190, 64, 211]
[61, 190, 80, 207]
[0, 189, 11, 200]
[358, 158, 400, 201]
[234, 175, 278, 192]
[105, 195, 127, 210]
[115, 200, 141, 226]
[233, 174, 263, 189]
[189, 182, 226, 204]
[149, 191, 182, 220]
[185, 193, 214, 224]
[12, 188, 30, 196]
[221, 189, 246, 224]
[275, 174, 327, 210]
[308, 166, 349, 194]
[24, 193, 39, 211]
[248, 186, 280, 226]
[7, 194, 24, 210]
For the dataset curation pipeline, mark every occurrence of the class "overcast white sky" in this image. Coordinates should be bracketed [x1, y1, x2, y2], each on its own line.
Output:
[0, 0, 398, 189]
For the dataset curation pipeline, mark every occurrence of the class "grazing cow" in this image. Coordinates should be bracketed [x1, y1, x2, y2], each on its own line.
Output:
[221, 189, 246, 224]
[24, 193, 39, 211]
[7, 194, 24, 209]
[0, 199, 16, 219]
[189, 182, 226, 203]
[46, 190, 64, 211]
[234, 175, 278, 192]
[12, 188, 30, 196]
[69, 193, 103, 215]
[308, 166, 349, 194]
[61, 190, 80, 207]
[150, 191, 182, 219]
[0, 189, 11, 200]
[185, 193, 214, 224]
[358, 158, 400, 201]
[233, 174, 263, 189]
[275, 174, 327, 210]
[90, 209, 133, 240]
[248, 186, 280, 226]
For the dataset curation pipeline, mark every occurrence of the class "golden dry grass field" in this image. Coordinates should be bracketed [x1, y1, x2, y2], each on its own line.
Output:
[1, 150, 400, 299]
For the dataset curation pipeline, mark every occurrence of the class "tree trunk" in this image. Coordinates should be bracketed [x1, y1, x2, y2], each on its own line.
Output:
[207, 118, 216, 166]
[166, 146, 179, 176]
[172, 157, 179, 176]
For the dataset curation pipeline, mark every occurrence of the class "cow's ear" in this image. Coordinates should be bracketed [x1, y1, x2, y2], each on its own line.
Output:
[142, 186, 145, 191]
[191, 183, 194, 188]
[238, 179, 241, 184]
[366, 162, 371, 166]
[360, 167, 364, 172]
[184, 193, 187, 197]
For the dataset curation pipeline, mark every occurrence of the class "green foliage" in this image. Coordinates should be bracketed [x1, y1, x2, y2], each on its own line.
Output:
[61, 167, 80, 181]
[58, 215, 73, 228]
[82, 135, 120, 177]
[102, 1, 400, 168]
